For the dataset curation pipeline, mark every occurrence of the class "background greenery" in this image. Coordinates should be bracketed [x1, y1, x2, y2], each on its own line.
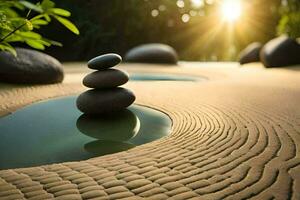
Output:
[9, 0, 300, 61]
[0, 0, 79, 55]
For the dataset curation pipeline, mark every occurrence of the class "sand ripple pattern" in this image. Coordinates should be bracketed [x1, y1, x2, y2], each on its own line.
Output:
[0, 64, 299, 200]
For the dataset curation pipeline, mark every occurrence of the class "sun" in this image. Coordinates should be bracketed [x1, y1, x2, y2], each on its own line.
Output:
[221, 0, 242, 22]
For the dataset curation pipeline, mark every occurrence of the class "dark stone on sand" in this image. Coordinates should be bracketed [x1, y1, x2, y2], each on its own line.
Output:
[76, 110, 140, 141]
[76, 88, 136, 114]
[83, 69, 129, 88]
[0, 48, 64, 84]
[124, 43, 178, 64]
[87, 53, 122, 70]
[239, 42, 262, 64]
[260, 36, 300, 68]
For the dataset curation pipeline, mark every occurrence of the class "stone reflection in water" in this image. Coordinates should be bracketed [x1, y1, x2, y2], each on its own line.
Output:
[76, 109, 140, 141]
[76, 109, 140, 155]
[0, 96, 171, 170]
[84, 140, 135, 156]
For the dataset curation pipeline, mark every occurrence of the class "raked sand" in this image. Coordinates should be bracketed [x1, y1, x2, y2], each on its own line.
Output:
[0, 62, 299, 200]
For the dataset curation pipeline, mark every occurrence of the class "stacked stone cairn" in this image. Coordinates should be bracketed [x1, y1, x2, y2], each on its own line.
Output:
[76, 54, 136, 115]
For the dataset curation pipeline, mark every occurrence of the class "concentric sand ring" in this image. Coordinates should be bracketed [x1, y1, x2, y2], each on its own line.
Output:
[0, 63, 299, 200]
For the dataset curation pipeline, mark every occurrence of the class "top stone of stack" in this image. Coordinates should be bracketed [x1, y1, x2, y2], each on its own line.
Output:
[87, 53, 122, 70]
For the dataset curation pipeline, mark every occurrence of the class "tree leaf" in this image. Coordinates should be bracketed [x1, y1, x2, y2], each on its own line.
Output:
[37, 39, 51, 46]
[30, 14, 46, 21]
[11, 2, 25, 10]
[43, 38, 63, 47]
[19, 1, 43, 13]
[4, 34, 23, 42]
[31, 19, 48, 29]
[50, 8, 71, 17]
[54, 16, 79, 35]
[1, 0, 77, 53]
[10, 17, 25, 26]
[41, 0, 55, 11]
[2, 8, 19, 18]
[9, 18, 32, 31]
[18, 31, 42, 39]
[0, 43, 17, 56]
[31, 19, 48, 25]
[43, 14, 51, 22]
[25, 39, 45, 50]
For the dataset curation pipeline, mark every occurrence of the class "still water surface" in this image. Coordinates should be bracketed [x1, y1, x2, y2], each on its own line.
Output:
[0, 96, 171, 170]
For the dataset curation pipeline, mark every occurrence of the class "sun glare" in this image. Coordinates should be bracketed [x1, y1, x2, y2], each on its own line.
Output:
[221, 0, 242, 22]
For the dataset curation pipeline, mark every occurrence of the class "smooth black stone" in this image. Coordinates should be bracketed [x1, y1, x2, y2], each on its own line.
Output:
[76, 110, 140, 141]
[87, 53, 122, 70]
[0, 48, 64, 84]
[76, 88, 136, 114]
[260, 36, 300, 68]
[124, 43, 178, 64]
[83, 69, 129, 89]
[239, 42, 262, 64]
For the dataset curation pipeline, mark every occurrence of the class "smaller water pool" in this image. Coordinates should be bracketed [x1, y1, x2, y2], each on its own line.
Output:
[130, 73, 206, 81]
[0, 96, 171, 170]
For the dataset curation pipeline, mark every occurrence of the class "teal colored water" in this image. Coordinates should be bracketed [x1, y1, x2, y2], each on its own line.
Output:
[0, 96, 171, 170]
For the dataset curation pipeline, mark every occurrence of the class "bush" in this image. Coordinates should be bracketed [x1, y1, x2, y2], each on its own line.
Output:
[277, 0, 300, 38]
[0, 0, 79, 56]
[46, 0, 284, 61]
[16, 0, 296, 61]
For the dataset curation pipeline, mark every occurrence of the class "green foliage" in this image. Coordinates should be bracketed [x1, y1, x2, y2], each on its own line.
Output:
[54, 15, 79, 35]
[48, 0, 285, 61]
[40, 0, 297, 61]
[277, 0, 300, 38]
[0, 0, 79, 56]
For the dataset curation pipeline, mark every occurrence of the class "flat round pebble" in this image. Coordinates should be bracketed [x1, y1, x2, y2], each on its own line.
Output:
[87, 53, 122, 70]
[83, 69, 129, 88]
[76, 88, 136, 114]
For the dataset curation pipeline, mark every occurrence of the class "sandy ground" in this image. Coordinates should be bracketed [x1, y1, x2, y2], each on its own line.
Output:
[0, 62, 299, 199]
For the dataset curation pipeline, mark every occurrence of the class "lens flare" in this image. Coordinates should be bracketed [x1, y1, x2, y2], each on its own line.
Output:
[221, 0, 242, 22]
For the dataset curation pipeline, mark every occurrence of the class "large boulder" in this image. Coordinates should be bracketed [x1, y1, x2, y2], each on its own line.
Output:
[0, 48, 64, 84]
[260, 36, 300, 68]
[238, 42, 262, 64]
[124, 43, 178, 64]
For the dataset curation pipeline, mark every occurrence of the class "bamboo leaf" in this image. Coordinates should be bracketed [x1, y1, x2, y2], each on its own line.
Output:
[41, 0, 55, 10]
[4, 34, 22, 42]
[44, 14, 51, 22]
[25, 39, 45, 50]
[38, 39, 51, 46]
[19, 1, 43, 13]
[31, 19, 48, 25]
[50, 8, 71, 17]
[0, 43, 17, 56]
[54, 16, 79, 35]
[43, 38, 63, 47]
[18, 31, 42, 39]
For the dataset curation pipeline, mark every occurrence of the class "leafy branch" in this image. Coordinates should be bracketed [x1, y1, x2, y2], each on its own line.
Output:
[0, 0, 79, 56]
